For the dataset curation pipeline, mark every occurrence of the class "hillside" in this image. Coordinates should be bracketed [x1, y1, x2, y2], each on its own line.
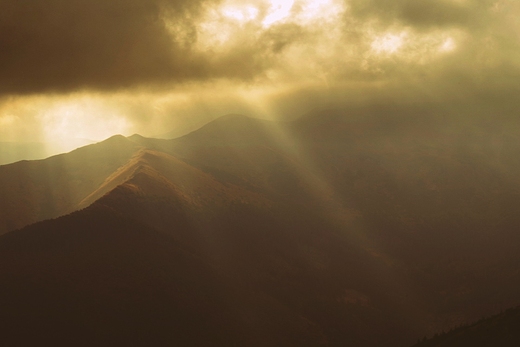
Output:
[0, 148, 424, 346]
[0, 135, 142, 235]
[412, 307, 520, 347]
[2, 112, 520, 345]
[125, 112, 520, 336]
[0, 202, 323, 347]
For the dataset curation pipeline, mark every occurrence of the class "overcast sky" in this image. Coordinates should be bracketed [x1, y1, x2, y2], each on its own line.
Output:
[1, 0, 519, 148]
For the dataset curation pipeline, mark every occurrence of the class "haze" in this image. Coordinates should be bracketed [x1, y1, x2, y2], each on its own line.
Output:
[4, 2, 520, 345]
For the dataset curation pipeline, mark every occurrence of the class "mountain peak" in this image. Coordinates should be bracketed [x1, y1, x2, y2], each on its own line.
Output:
[101, 134, 129, 143]
[172, 114, 277, 147]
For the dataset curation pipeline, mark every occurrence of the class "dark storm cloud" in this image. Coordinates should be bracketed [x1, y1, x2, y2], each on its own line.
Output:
[0, 0, 218, 94]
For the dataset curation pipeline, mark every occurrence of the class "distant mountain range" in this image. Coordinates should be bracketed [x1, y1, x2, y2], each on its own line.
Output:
[0, 138, 94, 165]
[2, 112, 520, 346]
[0, 142, 51, 165]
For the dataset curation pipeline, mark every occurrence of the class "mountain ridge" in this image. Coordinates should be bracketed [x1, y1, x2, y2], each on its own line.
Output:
[0, 134, 143, 235]
[412, 306, 520, 347]
[3, 111, 520, 345]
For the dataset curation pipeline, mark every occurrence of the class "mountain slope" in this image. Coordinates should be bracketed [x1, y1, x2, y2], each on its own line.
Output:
[116, 112, 520, 338]
[0, 145, 418, 346]
[79, 148, 271, 210]
[0, 135, 142, 235]
[4, 112, 520, 345]
[73, 150, 442, 347]
[412, 307, 520, 347]
[0, 202, 322, 347]
[0, 139, 432, 346]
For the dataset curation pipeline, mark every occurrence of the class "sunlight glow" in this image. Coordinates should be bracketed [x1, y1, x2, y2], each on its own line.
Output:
[42, 99, 131, 152]
[439, 37, 456, 52]
[262, 0, 295, 27]
[363, 29, 462, 67]
[222, 5, 259, 23]
[0, 114, 17, 126]
[194, 0, 346, 58]
[371, 33, 407, 55]
[298, 0, 343, 23]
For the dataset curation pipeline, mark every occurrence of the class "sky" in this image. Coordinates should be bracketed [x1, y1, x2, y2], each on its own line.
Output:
[1, 0, 520, 151]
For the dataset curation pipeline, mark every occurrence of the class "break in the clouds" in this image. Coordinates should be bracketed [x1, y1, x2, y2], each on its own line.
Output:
[1, 0, 520, 148]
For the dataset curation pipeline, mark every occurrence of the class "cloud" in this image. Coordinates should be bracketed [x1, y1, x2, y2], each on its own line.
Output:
[1, 0, 518, 96]
[347, 0, 484, 29]
[3, 0, 520, 145]
[0, 0, 219, 95]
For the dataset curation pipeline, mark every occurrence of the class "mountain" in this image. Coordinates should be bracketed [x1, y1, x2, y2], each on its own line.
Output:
[0, 143, 420, 346]
[2, 111, 520, 345]
[123, 112, 520, 341]
[0, 201, 323, 347]
[412, 306, 520, 347]
[0, 135, 141, 235]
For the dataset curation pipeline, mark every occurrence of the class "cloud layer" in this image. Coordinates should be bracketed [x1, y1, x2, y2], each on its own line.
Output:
[1, 0, 518, 92]
[0, 0, 218, 94]
[1, 0, 520, 145]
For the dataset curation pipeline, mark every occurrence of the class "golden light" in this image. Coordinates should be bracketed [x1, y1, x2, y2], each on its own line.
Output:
[371, 32, 407, 55]
[297, 0, 344, 23]
[363, 28, 462, 66]
[0, 114, 17, 127]
[439, 37, 456, 52]
[222, 4, 259, 23]
[262, 0, 295, 27]
[42, 98, 131, 152]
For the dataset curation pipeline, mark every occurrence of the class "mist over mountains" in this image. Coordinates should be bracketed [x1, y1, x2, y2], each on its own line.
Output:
[2, 111, 520, 346]
[0, 138, 94, 166]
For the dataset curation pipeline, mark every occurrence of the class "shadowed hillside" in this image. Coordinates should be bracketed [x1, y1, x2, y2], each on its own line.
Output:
[2, 112, 520, 345]
[0, 203, 323, 347]
[123, 112, 520, 338]
[412, 306, 520, 347]
[0, 150, 426, 346]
